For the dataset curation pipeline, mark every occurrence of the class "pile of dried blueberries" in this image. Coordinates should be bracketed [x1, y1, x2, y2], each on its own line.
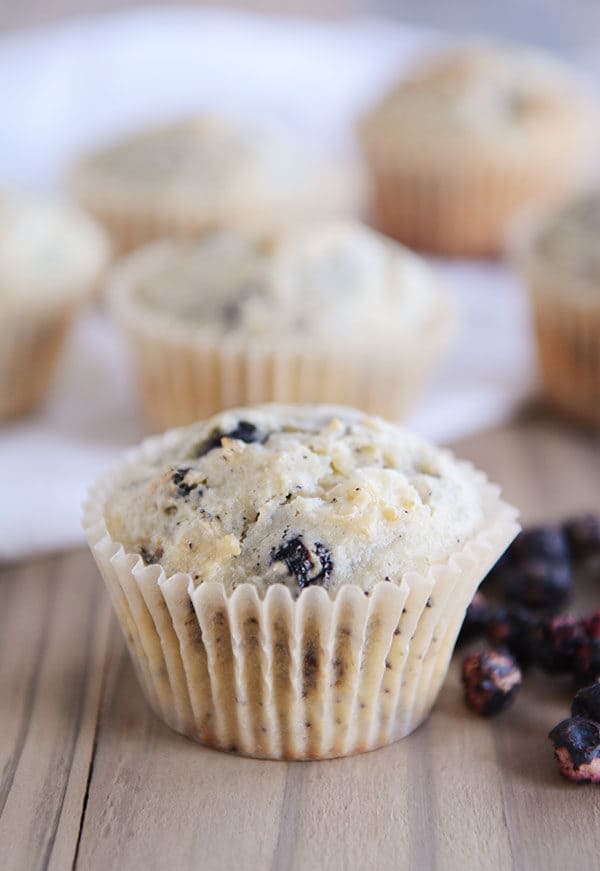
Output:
[459, 512, 600, 783]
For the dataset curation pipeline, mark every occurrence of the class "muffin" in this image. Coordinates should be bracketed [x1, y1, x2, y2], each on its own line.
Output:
[71, 115, 366, 253]
[83, 403, 519, 759]
[358, 43, 599, 257]
[108, 220, 454, 429]
[513, 192, 600, 426]
[0, 189, 110, 420]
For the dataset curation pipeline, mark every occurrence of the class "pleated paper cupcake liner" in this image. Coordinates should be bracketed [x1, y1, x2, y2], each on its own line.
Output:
[0, 303, 79, 420]
[509, 213, 600, 427]
[528, 276, 600, 427]
[108, 245, 455, 429]
[120, 321, 452, 430]
[358, 132, 594, 258]
[83, 427, 519, 760]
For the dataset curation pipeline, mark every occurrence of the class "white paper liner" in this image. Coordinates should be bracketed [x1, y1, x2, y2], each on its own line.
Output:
[0, 301, 79, 420]
[511, 220, 600, 427]
[357, 128, 596, 257]
[0, 212, 110, 420]
[83, 424, 519, 759]
[108, 243, 455, 430]
[527, 275, 600, 427]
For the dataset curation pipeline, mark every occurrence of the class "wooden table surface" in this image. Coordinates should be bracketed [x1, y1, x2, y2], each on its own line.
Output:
[1, 409, 599, 871]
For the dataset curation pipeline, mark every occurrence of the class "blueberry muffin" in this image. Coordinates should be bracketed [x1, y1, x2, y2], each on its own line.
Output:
[71, 115, 366, 253]
[358, 43, 599, 257]
[0, 189, 110, 419]
[83, 403, 519, 759]
[108, 220, 454, 429]
[513, 192, 600, 426]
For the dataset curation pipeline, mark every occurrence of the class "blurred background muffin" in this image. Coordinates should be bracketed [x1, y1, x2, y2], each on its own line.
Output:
[107, 221, 454, 428]
[358, 43, 600, 257]
[513, 192, 600, 426]
[70, 115, 367, 253]
[0, 189, 110, 420]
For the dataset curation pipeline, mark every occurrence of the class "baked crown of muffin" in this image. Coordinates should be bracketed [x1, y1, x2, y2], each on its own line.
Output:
[0, 189, 110, 309]
[73, 114, 362, 213]
[104, 405, 486, 597]
[110, 221, 446, 347]
[364, 43, 597, 156]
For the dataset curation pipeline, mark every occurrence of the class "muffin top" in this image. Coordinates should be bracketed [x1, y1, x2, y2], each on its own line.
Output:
[531, 192, 600, 286]
[103, 404, 487, 597]
[110, 221, 447, 346]
[0, 189, 110, 310]
[361, 44, 597, 158]
[72, 114, 362, 218]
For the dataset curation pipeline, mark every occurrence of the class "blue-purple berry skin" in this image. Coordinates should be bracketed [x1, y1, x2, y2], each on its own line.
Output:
[486, 607, 538, 669]
[534, 615, 586, 674]
[548, 717, 600, 777]
[462, 649, 522, 717]
[572, 684, 600, 722]
[510, 526, 570, 564]
[503, 559, 572, 613]
[573, 639, 600, 687]
[563, 513, 600, 561]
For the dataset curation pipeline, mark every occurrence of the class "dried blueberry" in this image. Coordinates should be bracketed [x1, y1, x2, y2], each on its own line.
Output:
[194, 421, 265, 456]
[486, 607, 538, 669]
[509, 525, 570, 564]
[572, 684, 600, 721]
[462, 649, 522, 716]
[548, 717, 600, 782]
[458, 591, 492, 645]
[270, 536, 333, 590]
[583, 609, 600, 641]
[573, 639, 600, 686]
[534, 614, 587, 674]
[503, 559, 572, 613]
[563, 513, 600, 561]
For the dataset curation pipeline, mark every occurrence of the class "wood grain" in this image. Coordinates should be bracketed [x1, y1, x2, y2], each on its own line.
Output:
[1, 413, 600, 871]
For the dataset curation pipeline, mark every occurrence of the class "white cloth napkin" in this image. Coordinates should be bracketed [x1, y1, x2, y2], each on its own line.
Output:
[0, 8, 536, 561]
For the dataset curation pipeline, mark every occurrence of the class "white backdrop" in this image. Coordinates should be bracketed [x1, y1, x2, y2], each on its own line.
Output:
[0, 8, 535, 559]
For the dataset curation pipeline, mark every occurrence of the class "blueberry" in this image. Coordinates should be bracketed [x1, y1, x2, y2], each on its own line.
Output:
[583, 609, 600, 642]
[509, 525, 570, 564]
[573, 639, 600, 686]
[270, 536, 333, 590]
[548, 717, 600, 781]
[572, 684, 600, 721]
[194, 421, 266, 457]
[503, 559, 572, 612]
[486, 606, 538, 669]
[563, 513, 600, 561]
[534, 615, 587, 674]
[462, 649, 522, 716]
